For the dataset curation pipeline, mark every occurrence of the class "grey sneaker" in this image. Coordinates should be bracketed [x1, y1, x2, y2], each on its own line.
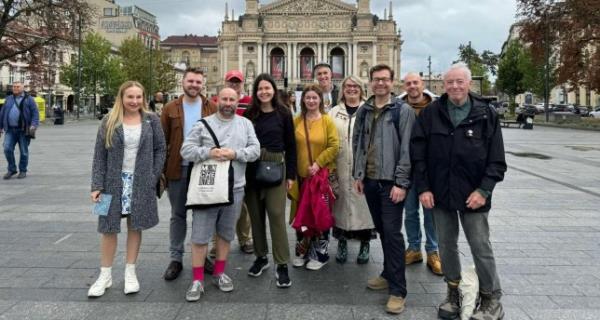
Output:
[470, 293, 504, 320]
[213, 273, 234, 292]
[185, 280, 204, 302]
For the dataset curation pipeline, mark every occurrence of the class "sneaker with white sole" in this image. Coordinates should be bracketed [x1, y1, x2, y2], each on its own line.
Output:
[185, 280, 204, 302]
[306, 259, 328, 270]
[88, 267, 112, 297]
[213, 273, 234, 292]
[248, 256, 269, 277]
[124, 264, 140, 294]
[275, 264, 292, 288]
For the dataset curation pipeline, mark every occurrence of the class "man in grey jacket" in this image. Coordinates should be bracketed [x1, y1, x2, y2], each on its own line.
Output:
[180, 87, 260, 302]
[352, 64, 416, 314]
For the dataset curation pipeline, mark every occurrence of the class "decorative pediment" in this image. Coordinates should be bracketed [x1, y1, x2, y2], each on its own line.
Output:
[260, 0, 357, 15]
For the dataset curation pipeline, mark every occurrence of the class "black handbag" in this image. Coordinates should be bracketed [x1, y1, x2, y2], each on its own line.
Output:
[255, 160, 284, 187]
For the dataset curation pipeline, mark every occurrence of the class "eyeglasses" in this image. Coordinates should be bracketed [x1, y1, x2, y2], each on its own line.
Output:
[344, 84, 361, 89]
[372, 77, 392, 83]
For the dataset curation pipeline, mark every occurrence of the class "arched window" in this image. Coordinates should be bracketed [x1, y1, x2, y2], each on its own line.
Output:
[329, 47, 345, 79]
[270, 47, 285, 80]
[299, 47, 315, 80]
[181, 51, 190, 66]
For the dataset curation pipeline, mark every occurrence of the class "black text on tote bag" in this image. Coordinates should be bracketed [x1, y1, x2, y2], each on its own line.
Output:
[185, 119, 234, 209]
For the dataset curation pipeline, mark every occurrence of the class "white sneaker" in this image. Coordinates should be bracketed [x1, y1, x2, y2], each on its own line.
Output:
[306, 259, 327, 270]
[88, 267, 112, 297]
[124, 264, 140, 294]
[213, 273, 234, 292]
[186, 280, 204, 302]
[292, 256, 306, 268]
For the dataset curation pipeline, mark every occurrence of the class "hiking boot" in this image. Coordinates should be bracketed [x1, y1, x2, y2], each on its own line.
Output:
[356, 241, 370, 264]
[275, 264, 292, 288]
[367, 276, 389, 290]
[240, 240, 254, 254]
[470, 293, 504, 320]
[438, 283, 461, 319]
[427, 252, 443, 276]
[335, 239, 347, 263]
[385, 295, 406, 314]
[405, 249, 423, 265]
[248, 256, 269, 277]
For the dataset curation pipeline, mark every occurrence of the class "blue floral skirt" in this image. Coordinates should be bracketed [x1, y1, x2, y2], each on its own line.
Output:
[121, 172, 134, 215]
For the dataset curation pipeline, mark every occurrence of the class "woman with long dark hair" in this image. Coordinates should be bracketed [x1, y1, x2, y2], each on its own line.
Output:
[244, 73, 297, 287]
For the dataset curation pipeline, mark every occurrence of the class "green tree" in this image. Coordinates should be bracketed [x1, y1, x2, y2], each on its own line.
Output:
[454, 43, 496, 95]
[497, 41, 526, 114]
[120, 38, 177, 97]
[60, 32, 125, 105]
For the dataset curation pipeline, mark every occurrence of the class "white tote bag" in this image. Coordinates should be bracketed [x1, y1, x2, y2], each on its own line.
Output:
[185, 119, 234, 209]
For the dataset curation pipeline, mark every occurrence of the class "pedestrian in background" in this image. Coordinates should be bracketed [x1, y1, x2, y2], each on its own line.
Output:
[0, 81, 39, 180]
[328, 75, 375, 265]
[89, 80, 166, 298]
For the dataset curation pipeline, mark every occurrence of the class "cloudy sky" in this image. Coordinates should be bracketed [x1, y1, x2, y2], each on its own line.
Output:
[119, 0, 519, 77]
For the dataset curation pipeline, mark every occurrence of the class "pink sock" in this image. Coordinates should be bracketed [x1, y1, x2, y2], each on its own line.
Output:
[192, 267, 204, 282]
[213, 260, 226, 276]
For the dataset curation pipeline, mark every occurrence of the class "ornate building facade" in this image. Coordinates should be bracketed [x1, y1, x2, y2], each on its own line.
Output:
[218, 0, 402, 94]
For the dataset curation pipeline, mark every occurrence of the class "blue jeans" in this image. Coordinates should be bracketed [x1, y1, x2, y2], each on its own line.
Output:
[3, 128, 30, 173]
[363, 178, 407, 298]
[404, 187, 438, 253]
[167, 166, 190, 262]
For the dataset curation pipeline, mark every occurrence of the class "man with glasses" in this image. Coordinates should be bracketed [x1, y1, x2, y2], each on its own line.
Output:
[352, 64, 415, 314]
[411, 62, 506, 320]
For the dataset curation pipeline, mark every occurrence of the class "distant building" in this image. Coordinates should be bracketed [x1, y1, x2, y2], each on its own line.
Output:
[161, 35, 220, 97]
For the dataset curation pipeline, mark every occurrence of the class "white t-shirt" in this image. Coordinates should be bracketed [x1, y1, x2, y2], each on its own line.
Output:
[122, 123, 142, 173]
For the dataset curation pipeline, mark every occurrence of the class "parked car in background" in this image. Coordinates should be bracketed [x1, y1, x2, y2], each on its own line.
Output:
[573, 106, 590, 117]
[589, 107, 600, 118]
[550, 104, 575, 113]
[534, 103, 547, 113]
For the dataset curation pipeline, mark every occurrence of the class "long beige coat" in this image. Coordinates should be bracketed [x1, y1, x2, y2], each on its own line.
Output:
[329, 103, 374, 231]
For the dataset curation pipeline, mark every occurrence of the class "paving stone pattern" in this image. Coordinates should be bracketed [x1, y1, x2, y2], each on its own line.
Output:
[0, 121, 599, 319]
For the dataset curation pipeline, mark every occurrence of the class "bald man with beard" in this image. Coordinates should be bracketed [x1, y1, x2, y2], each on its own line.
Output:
[180, 87, 260, 302]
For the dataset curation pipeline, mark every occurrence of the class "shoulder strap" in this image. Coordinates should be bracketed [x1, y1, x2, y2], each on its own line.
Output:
[200, 118, 220, 148]
[392, 102, 402, 136]
[17, 94, 28, 111]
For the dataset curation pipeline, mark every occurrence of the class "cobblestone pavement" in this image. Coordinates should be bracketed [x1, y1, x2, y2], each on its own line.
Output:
[0, 120, 599, 319]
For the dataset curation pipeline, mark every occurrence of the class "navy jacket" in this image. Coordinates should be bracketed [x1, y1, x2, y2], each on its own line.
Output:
[410, 92, 506, 213]
[0, 93, 39, 131]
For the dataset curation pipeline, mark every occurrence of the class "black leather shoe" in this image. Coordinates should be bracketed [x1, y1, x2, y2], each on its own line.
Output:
[17, 172, 26, 179]
[163, 261, 183, 281]
[3, 172, 16, 180]
[204, 257, 214, 274]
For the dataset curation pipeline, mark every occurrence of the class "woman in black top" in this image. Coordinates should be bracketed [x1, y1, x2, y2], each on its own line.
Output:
[244, 73, 297, 288]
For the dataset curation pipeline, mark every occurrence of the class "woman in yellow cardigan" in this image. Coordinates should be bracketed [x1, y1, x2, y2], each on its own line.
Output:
[291, 84, 340, 271]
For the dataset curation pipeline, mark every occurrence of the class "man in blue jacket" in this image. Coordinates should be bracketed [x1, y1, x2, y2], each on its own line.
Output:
[0, 82, 39, 179]
[411, 63, 507, 320]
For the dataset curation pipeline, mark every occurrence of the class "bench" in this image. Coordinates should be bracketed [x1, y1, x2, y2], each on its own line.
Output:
[500, 120, 520, 128]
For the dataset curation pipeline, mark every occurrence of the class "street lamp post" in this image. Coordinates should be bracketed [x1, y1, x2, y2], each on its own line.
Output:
[76, 14, 82, 120]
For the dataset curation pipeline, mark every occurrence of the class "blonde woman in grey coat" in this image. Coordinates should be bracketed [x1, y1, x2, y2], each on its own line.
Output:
[89, 81, 166, 298]
[328, 76, 375, 264]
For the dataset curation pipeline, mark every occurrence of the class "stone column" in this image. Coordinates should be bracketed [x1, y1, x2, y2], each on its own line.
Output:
[352, 42, 358, 76]
[287, 42, 292, 80]
[257, 43, 263, 74]
[372, 42, 377, 66]
[223, 46, 229, 74]
[238, 44, 243, 71]
[291, 42, 297, 81]
[389, 45, 394, 71]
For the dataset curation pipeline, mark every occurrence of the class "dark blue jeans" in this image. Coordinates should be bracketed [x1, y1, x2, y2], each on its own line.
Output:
[3, 128, 30, 173]
[363, 178, 407, 297]
[404, 186, 438, 253]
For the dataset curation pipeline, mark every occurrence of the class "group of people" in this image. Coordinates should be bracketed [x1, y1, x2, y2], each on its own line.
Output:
[88, 60, 507, 320]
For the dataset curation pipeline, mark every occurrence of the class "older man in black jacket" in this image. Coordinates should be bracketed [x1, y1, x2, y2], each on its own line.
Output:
[411, 62, 507, 320]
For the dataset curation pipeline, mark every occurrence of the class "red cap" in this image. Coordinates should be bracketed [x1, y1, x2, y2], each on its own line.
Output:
[225, 70, 244, 82]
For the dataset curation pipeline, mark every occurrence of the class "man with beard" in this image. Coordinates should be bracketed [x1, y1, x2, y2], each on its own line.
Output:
[161, 68, 217, 281]
[181, 87, 260, 301]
